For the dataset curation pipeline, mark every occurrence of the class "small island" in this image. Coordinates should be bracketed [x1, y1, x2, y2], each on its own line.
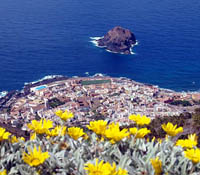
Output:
[95, 26, 137, 54]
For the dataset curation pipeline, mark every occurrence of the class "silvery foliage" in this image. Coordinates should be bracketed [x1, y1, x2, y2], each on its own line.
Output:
[1, 133, 200, 175]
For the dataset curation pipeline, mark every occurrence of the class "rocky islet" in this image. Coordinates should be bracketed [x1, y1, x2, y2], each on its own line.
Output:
[96, 26, 137, 54]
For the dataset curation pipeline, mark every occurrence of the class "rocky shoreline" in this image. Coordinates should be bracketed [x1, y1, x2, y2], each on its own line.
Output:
[0, 76, 69, 109]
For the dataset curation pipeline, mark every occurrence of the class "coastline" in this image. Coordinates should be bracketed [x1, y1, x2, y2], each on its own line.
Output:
[1, 73, 200, 102]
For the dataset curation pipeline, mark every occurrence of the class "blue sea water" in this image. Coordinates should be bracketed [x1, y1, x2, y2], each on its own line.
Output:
[0, 0, 200, 92]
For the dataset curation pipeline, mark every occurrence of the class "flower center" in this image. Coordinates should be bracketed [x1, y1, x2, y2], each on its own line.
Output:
[31, 158, 41, 166]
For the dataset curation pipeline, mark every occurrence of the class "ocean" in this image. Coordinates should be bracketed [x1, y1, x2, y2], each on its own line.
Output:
[0, 0, 200, 92]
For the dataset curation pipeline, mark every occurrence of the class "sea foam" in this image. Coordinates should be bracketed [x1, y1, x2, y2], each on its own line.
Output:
[0, 91, 8, 98]
[90, 36, 106, 48]
[24, 75, 63, 85]
[90, 37, 137, 55]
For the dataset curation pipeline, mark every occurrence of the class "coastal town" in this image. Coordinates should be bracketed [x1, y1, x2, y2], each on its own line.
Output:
[0, 75, 200, 130]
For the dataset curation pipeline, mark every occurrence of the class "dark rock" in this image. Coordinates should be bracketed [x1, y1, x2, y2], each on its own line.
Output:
[97, 26, 136, 54]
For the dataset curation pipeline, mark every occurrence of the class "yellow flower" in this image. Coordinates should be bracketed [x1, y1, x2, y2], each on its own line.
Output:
[129, 114, 151, 126]
[20, 137, 25, 141]
[152, 136, 156, 142]
[117, 168, 128, 175]
[184, 148, 200, 164]
[27, 119, 53, 134]
[104, 123, 129, 144]
[84, 159, 111, 175]
[161, 122, 183, 137]
[23, 145, 50, 167]
[129, 127, 138, 135]
[105, 162, 117, 175]
[150, 157, 162, 175]
[10, 136, 19, 143]
[84, 159, 127, 175]
[188, 133, 198, 145]
[157, 138, 162, 144]
[0, 169, 7, 175]
[146, 136, 162, 144]
[67, 127, 85, 140]
[10, 135, 25, 143]
[176, 134, 198, 148]
[55, 109, 74, 121]
[30, 132, 37, 140]
[0, 127, 11, 142]
[55, 109, 63, 117]
[87, 120, 107, 136]
[96, 136, 105, 142]
[83, 133, 89, 140]
[47, 126, 67, 137]
[129, 127, 151, 138]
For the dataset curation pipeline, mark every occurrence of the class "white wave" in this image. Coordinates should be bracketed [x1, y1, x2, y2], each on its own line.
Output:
[92, 73, 106, 77]
[105, 48, 135, 55]
[90, 36, 106, 48]
[90, 36, 104, 40]
[135, 40, 139, 45]
[130, 47, 136, 55]
[0, 91, 8, 98]
[90, 40, 99, 47]
[72, 76, 79, 78]
[129, 44, 135, 55]
[90, 40, 106, 48]
[106, 49, 118, 54]
[130, 49, 135, 55]
[129, 41, 139, 54]
[24, 75, 63, 85]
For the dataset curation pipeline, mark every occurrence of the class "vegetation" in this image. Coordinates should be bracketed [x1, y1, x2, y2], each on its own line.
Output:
[109, 93, 121, 97]
[48, 98, 65, 108]
[81, 80, 111, 86]
[1, 110, 200, 174]
[169, 100, 192, 106]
